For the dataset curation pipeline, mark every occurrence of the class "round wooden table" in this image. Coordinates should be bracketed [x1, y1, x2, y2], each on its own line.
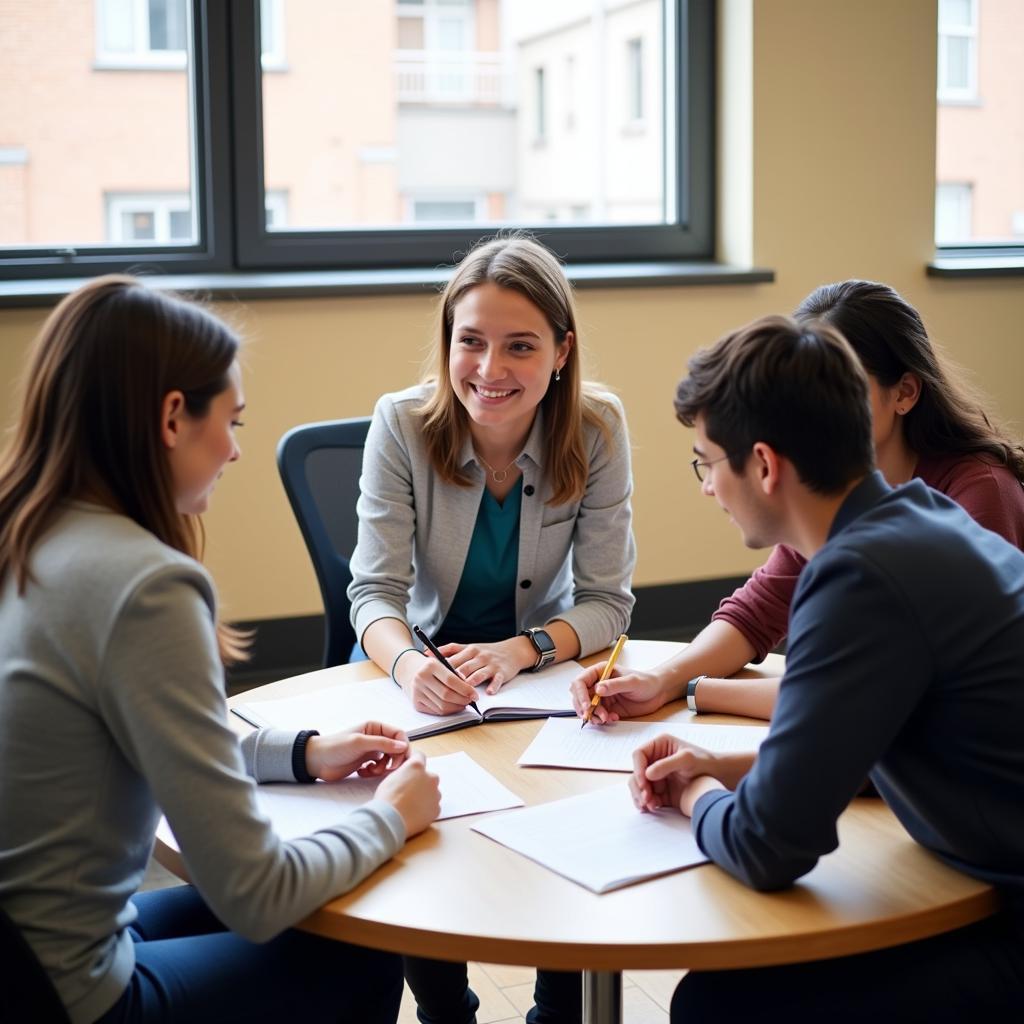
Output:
[154, 643, 997, 1024]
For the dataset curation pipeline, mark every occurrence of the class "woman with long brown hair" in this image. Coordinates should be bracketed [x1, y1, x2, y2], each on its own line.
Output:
[0, 276, 440, 1024]
[348, 235, 636, 1024]
[572, 279, 1024, 724]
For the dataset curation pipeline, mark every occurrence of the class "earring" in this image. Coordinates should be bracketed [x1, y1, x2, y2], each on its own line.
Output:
[554, 366, 561, 382]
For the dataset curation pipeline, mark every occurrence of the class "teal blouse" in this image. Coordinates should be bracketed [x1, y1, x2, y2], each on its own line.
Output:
[436, 480, 522, 645]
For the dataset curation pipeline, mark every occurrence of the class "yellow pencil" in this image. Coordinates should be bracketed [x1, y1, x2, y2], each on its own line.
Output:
[581, 633, 628, 728]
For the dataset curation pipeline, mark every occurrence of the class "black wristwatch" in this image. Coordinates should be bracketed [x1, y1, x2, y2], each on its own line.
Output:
[520, 627, 557, 672]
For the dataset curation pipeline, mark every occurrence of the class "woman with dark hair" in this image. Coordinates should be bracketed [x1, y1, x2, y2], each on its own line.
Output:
[0, 276, 440, 1024]
[571, 279, 1024, 724]
[348, 234, 636, 1024]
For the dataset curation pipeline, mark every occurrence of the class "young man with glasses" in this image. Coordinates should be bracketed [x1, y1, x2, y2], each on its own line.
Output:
[584, 316, 1024, 1019]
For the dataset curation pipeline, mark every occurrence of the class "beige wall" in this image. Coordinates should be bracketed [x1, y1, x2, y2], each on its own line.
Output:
[1, 0, 1022, 626]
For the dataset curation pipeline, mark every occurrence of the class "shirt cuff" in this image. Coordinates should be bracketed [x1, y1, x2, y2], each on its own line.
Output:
[241, 728, 303, 783]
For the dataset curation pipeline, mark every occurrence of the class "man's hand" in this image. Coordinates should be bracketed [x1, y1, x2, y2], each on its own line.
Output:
[571, 665, 671, 723]
[305, 721, 410, 782]
[629, 733, 719, 812]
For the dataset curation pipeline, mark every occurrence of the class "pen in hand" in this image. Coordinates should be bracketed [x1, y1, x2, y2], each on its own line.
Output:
[411, 624, 481, 716]
[582, 633, 628, 729]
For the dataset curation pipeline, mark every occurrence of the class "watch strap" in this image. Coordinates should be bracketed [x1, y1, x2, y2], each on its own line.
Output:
[686, 675, 706, 714]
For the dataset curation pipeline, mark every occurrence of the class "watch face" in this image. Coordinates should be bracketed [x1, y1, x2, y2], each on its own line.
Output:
[530, 629, 556, 656]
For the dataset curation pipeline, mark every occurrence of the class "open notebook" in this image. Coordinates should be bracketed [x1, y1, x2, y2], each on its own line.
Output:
[233, 659, 585, 740]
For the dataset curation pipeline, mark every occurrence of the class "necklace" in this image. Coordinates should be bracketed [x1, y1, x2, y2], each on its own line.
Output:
[476, 452, 519, 483]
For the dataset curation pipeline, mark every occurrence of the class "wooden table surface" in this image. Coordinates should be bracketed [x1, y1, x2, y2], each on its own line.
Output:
[154, 643, 997, 972]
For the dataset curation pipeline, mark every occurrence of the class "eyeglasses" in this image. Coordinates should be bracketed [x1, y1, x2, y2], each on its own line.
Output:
[690, 453, 733, 483]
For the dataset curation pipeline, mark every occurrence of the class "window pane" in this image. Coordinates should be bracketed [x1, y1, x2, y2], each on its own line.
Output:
[125, 210, 156, 240]
[0, 0, 197, 249]
[936, 0, 1024, 246]
[261, 0, 667, 232]
[939, 0, 973, 30]
[943, 36, 969, 90]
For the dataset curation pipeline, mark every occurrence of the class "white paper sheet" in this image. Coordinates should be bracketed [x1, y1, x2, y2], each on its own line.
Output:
[156, 752, 524, 852]
[517, 717, 769, 771]
[256, 752, 524, 837]
[474, 659, 583, 716]
[472, 783, 707, 893]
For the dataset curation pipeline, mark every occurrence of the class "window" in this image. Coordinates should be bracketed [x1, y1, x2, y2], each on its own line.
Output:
[534, 67, 547, 144]
[937, 0, 977, 103]
[96, 0, 189, 69]
[935, 183, 973, 244]
[935, 0, 1024, 254]
[0, 0, 715, 280]
[409, 197, 482, 223]
[105, 192, 194, 243]
[626, 38, 644, 124]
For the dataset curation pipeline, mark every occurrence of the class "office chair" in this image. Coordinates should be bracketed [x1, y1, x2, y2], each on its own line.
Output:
[277, 416, 371, 668]
[0, 904, 71, 1022]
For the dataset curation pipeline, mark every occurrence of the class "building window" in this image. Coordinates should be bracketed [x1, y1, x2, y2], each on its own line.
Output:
[534, 66, 547, 144]
[935, 182, 973, 244]
[409, 197, 482, 223]
[1, 1, 715, 279]
[264, 190, 289, 230]
[105, 192, 193, 244]
[96, 0, 189, 69]
[937, 0, 977, 103]
[626, 38, 644, 124]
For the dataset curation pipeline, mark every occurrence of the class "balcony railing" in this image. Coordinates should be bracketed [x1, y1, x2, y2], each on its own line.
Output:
[395, 50, 512, 106]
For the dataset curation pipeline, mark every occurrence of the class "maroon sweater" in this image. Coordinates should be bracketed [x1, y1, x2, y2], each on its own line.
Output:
[712, 453, 1024, 661]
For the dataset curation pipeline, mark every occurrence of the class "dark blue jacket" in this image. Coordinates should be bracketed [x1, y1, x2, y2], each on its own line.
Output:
[693, 471, 1024, 907]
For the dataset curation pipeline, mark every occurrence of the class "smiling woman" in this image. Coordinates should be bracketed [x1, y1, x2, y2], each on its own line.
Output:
[346, 233, 637, 1024]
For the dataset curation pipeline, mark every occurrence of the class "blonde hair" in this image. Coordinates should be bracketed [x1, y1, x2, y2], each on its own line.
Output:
[418, 234, 614, 506]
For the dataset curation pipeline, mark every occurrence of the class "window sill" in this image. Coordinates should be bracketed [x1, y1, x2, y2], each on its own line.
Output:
[0, 262, 776, 309]
[926, 254, 1024, 278]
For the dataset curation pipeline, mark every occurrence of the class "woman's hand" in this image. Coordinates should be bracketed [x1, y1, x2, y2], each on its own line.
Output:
[570, 665, 671, 723]
[440, 636, 535, 695]
[375, 752, 441, 838]
[305, 721, 410, 782]
[394, 649, 480, 716]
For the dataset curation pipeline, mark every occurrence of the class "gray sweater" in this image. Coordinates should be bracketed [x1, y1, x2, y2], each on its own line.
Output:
[0, 504, 405, 1024]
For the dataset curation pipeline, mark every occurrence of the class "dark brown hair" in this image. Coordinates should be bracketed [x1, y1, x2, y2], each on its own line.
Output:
[674, 315, 875, 495]
[0, 275, 246, 662]
[418, 233, 615, 506]
[796, 280, 1024, 484]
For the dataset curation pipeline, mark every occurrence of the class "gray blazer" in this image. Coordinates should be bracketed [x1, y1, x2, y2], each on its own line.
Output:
[348, 383, 636, 657]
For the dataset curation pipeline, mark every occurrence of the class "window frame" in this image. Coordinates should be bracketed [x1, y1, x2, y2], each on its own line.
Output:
[0, 0, 233, 279]
[231, 0, 714, 270]
[932, 0, 1024, 268]
[0, 0, 715, 280]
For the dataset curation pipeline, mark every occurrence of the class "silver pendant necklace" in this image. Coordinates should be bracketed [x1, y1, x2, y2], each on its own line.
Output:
[476, 452, 519, 483]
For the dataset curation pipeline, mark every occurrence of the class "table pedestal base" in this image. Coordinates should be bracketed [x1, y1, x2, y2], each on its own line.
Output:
[582, 969, 622, 1024]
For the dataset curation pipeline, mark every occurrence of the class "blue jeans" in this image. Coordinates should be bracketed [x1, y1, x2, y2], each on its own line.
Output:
[96, 886, 402, 1024]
